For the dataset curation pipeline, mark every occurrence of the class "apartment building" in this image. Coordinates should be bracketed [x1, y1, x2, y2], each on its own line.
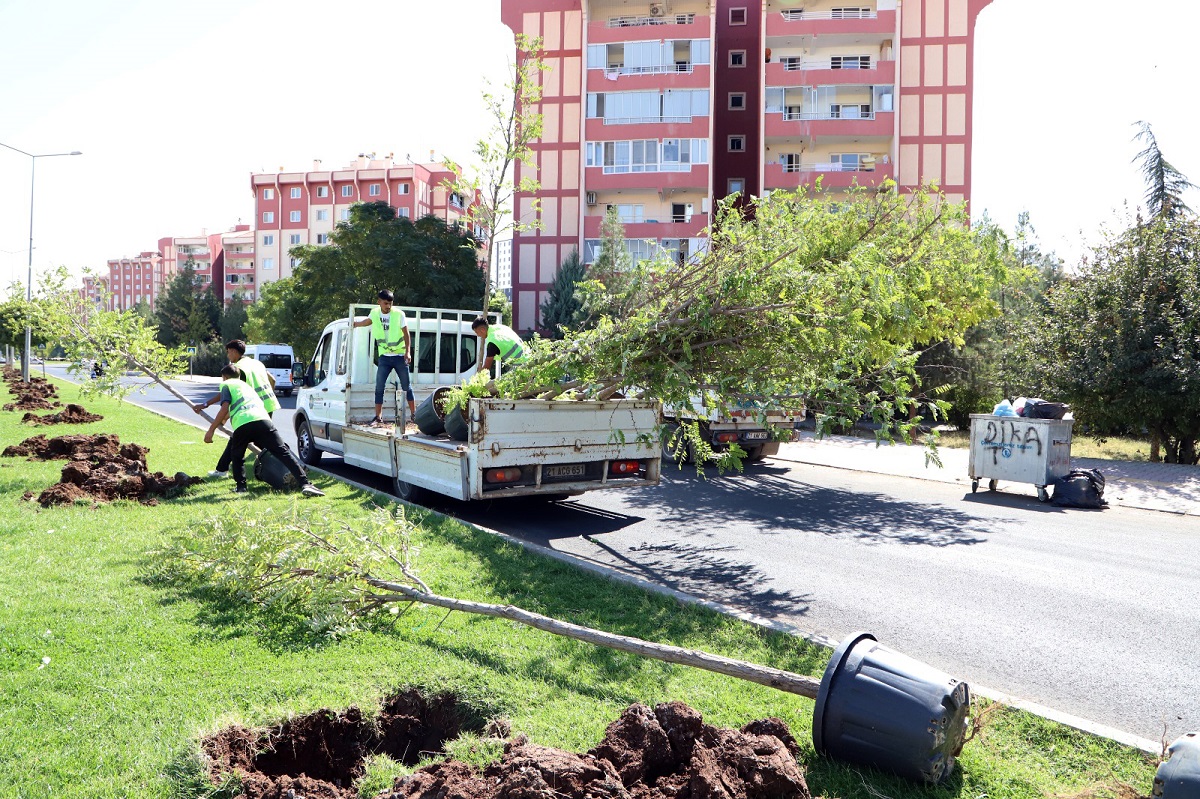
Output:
[101, 251, 165, 312]
[493, 238, 514, 299]
[250, 153, 477, 291]
[500, 0, 993, 331]
[213, 225, 255, 303]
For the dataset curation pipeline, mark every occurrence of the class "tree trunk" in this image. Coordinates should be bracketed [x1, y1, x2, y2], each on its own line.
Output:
[365, 579, 823, 700]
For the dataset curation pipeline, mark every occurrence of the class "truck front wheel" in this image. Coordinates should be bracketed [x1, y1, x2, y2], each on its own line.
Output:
[394, 477, 429, 504]
[296, 419, 322, 465]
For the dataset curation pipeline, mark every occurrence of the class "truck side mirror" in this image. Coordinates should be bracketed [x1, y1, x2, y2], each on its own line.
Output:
[292, 362, 307, 385]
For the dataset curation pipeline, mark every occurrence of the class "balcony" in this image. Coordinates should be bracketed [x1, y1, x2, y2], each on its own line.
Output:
[766, 8, 895, 38]
[764, 161, 893, 191]
[587, 64, 709, 92]
[586, 164, 709, 191]
[583, 214, 709, 239]
[766, 59, 895, 88]
[588, 14, 709, 44]
[764, 109, 893, 138]
[585, 116, 710, 142]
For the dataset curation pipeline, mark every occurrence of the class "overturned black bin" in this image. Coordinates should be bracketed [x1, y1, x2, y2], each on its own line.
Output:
[1155, 732, 1200, 798]
[814, 632, 970, 784]
[254, 450, 301, 490]
[415, 386, 452, 436]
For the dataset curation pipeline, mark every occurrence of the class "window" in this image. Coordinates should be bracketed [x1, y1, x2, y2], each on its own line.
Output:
[262, 234, 274, 246]
[728, 92, 746, 110]
[398, 208, 411, 218]
[339, 209, 351, 221]
[290, 187, 302, 199]
[606, 203, 644, 223]
[782, 153, 802, 173]
[397, 183, 410, 195]
[831, 55, 871, 69]
[316, 233, 329, 244]
[262, 211, 274, 223]
[262, 257, 275, 270]
[290, 257, 300, 269]
[262, 188, 274, 200]
[340, 185, 353, 197]
[727, 178, 745, 195]
[369, 183, 381, 196]
[729, 50, 746, 67]
[289, 210, 301, 222]
[289, 234, 301, 245]
[316, 185, 329, 197]
[315, 209, 329, 221]
[729, 7, 747, 24]
[727, 135, 746, 152]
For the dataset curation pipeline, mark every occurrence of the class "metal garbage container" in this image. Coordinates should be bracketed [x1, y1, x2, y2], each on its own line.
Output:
[968, 413, 1074, 502]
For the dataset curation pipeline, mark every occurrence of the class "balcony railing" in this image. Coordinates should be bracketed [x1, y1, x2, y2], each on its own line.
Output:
[780, 57, 872, 70]
[603, 62, 694, 77]
[784, 162, 881, 173]
[780, 9, 876, 20]
[602, 115, 693, 125]
[781, 108, 875, 121]
[606, 13, 696, 27]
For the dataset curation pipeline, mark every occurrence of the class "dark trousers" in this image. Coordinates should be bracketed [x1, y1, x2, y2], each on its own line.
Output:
[216, 410, 271, 472]
[226, 419, 306, 488]
[375, 354, 415, 404]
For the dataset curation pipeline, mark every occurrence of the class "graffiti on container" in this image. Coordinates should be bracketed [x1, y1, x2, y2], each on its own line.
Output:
[983, 420, 1043, 464]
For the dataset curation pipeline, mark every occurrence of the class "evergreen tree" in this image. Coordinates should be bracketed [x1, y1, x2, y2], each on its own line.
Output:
[539, 249, 586, 338]
[219, 293, 249, 342]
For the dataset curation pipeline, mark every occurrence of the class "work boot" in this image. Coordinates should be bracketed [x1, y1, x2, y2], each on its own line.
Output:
[300, 483, 325, 497]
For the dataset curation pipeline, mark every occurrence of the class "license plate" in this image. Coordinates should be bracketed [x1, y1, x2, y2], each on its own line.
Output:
[545, 464, 586, 478]
[743, 431, 768, 440]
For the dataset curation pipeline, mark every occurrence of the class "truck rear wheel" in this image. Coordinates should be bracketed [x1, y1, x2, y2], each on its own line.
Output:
[661, 424, 696, 465]
[296, 419, 322, 465]
[394, 477, 429, 504]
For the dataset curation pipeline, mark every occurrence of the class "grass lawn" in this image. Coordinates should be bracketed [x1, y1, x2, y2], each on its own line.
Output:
[0, 376, 1160, 798]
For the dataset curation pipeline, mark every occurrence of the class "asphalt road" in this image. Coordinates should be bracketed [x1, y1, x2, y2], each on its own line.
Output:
[43, 364, 1200, 744]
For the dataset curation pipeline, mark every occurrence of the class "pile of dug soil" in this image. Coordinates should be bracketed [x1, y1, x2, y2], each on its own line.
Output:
[2, 374, 61, 412]
[3, 432, 200, 507]
[202, 694, 810, 799]
[22, 403, 104, 426]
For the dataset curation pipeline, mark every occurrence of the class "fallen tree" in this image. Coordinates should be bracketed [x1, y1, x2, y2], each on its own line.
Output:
[449, 185, 1009, 465]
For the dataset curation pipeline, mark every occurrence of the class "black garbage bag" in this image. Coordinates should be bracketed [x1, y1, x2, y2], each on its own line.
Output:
[1052, 468, 1107, 509]
[1028, 401, 1069, 419]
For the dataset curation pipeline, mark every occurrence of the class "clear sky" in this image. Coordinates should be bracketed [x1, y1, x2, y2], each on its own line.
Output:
[2, 0, 1197, 292]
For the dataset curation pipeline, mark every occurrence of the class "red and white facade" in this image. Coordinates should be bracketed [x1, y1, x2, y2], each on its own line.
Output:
[501, 0, 993, 332]
[99, 251, 165, 312]
[250, 154, 478, 290]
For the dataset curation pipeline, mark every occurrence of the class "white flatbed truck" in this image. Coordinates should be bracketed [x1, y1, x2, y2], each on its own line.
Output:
[292, 305, 662, 502]
[663, 399, 803, 463]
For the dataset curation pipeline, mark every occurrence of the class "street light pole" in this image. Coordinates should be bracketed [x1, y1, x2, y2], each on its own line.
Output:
[0, 142, 82, 382]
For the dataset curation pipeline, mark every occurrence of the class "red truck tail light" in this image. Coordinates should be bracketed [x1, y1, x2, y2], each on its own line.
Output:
[609, 460, 640, 475]
[485, 468, 522, 484]
[714, 432, 739, 443]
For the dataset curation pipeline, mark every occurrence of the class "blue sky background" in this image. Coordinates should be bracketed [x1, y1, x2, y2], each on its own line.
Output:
[1, 0, 1197, 290]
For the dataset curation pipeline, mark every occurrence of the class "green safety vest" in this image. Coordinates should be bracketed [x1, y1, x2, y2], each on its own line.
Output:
[369, 307, 408, 355]
[485, 324, 527, 364]
[224, 379, 269, 430]
[236, 356, 280, 413]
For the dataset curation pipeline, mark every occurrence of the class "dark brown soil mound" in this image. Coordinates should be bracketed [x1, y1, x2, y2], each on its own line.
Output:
[22, 403, 104, 425]
[2, 375, 60, 411]
[203, 690, 476, 799]
[202, 696, 810, 799]
[2, 432, 199, 507]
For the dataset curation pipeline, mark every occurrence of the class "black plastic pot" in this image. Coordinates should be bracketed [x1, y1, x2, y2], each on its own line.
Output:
[443, 401, 470, 442]
[253, 450, 300, 490]
[415, 387, 452, 436]
[1155, 732, 1200, 798]
[813, 632, 970, 784]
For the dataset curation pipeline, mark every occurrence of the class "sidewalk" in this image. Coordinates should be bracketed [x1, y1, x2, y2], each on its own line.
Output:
[776, 432, 1200, 515]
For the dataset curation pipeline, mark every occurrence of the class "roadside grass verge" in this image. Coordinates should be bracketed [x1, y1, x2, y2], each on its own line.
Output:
[0, 377, 1158, 798]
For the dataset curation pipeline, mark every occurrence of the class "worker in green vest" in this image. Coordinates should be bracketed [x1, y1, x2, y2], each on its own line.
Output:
[203, 363, 324, 496]
[194, 339, 281, 477]
[353, 289, 415, 425]
[471, 316, 528, 378]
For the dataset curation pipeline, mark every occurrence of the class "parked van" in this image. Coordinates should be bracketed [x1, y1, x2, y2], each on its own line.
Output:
[242, 343, 296, 396]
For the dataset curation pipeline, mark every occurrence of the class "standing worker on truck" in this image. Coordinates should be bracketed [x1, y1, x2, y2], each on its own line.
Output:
[352, 289, 415, 426]
[194, 339, 281, 477]
[472, 316, 528, 378]
[203, 363, 325, 496]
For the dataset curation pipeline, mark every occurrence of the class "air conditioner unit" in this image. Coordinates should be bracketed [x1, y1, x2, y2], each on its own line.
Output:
[586, 191, 597, 206]
[649, 2, 667, 17]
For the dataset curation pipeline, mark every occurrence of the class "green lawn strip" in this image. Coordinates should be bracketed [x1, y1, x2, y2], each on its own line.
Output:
[0, 377, 1158, 798]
